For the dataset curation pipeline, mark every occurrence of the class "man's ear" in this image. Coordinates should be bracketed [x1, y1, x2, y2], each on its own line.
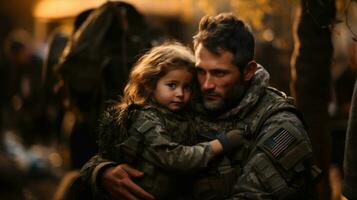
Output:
[243, 61, 257, 81]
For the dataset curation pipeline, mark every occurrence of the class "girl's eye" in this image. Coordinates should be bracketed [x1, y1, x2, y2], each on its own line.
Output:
[167, 83, 176, 89]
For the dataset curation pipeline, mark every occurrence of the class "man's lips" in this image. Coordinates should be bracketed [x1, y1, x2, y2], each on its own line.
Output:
[203, 93, 221, 100]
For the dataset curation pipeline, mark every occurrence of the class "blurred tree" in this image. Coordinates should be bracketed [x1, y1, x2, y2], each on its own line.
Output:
[230, 0, 273, 31]
[290, 0, 336, 199]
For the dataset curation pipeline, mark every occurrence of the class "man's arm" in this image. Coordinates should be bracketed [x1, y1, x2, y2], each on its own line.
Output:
[75, 154, 154, 200]
[99, 163, 155, 200]
[228, 111, 318, 200]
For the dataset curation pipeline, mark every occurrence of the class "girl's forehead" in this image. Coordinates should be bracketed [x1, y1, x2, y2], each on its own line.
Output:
[160, 68, 193, 81]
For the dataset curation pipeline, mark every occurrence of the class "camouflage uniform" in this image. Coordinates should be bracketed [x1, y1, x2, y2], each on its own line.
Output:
[76, 65, 318, 200]
[73, 104, 216, 200]
[190, 65, 319, 200]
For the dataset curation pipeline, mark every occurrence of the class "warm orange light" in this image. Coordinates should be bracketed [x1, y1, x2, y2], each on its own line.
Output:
[34, 0, 104, 19]
[33, 0, 184, 19]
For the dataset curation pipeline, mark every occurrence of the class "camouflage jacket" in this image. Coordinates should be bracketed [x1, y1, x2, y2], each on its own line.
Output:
[191, 65, 318, 200]
[73, 104, 216, 200]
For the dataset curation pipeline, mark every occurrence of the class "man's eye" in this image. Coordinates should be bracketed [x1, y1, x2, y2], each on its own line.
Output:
[213, 71, 227, 77]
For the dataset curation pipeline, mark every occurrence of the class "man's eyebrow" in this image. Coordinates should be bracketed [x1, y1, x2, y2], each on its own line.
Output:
[212, 68, 229, 72]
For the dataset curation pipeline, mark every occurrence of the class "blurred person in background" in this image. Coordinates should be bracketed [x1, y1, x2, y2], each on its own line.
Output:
[42, 30, 69, 144]
[51, 2, 163, 199]
[55, 1, 163, 170]
[0, 149, 26, 199]
[329, 40, 357, 199]
[0, 29, 45, 145]
[342, 41, 357, 200]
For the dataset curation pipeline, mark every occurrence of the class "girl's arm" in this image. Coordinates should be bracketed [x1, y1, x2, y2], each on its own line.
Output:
[118, 109, 239, 173]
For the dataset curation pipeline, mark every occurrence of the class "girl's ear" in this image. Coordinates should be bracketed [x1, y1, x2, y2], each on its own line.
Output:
[243, 61, 257, 81]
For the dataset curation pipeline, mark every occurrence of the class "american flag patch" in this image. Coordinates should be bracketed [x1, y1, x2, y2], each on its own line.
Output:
[263, 128, 296, 158]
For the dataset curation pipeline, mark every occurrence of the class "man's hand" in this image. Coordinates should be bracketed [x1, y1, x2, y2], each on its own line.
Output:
[217, 129, 245, 153]
[100, 164, 155, 200]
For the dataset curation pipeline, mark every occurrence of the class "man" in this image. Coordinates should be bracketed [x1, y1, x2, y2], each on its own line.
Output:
[76, 13, 319, 200]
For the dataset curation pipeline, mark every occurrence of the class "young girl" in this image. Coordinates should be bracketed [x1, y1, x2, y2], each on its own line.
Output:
[98, 42, 238, 199]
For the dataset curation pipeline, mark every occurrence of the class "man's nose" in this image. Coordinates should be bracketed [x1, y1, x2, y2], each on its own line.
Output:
[202, 75, 215, 90]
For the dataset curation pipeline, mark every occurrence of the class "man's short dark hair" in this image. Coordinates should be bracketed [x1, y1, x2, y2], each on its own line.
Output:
[193, 13, 255, 72]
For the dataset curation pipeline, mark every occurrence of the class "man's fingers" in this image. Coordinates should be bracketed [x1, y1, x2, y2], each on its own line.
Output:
[121, 164, 144, 178]
[122, 178, 155, 200]
[106, 164, 153, 200]
[112, 186, 139, 200]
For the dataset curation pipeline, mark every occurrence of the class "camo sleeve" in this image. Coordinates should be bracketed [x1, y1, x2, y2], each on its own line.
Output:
[71, 154, 117, 199]
[122, 109, 216, 172]
[228, 111, 317, 200]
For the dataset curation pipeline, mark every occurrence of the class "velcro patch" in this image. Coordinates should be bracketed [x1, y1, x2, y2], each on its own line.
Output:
[263, 128, 296, 158]
[136, 120, 154, 133]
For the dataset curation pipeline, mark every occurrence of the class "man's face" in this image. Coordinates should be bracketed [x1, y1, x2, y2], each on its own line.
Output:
[195, 43, 247, 112]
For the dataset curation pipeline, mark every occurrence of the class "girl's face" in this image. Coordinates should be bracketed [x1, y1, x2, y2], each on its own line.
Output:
[153, 67, 193, 112]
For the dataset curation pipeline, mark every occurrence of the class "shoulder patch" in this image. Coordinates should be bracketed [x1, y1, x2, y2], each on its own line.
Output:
[136, 120, 155, 133]
[258, 122, 312, 171]
[263, 127, 296, 158]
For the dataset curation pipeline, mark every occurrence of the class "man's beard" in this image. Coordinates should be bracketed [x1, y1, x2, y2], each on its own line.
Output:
[202, 81, 247, 114]
[202, 93, 225, 112]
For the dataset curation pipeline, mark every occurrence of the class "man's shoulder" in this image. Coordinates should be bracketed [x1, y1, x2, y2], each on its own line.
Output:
[240, 116, 318, 198]
[263, 110, 305, 130]
[243, 87, 303, 137]
[257, 119, 312, 161]
[256, 110, 310, 158]
[249, 100, 314, 179]
[263, 87, 296, 108]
